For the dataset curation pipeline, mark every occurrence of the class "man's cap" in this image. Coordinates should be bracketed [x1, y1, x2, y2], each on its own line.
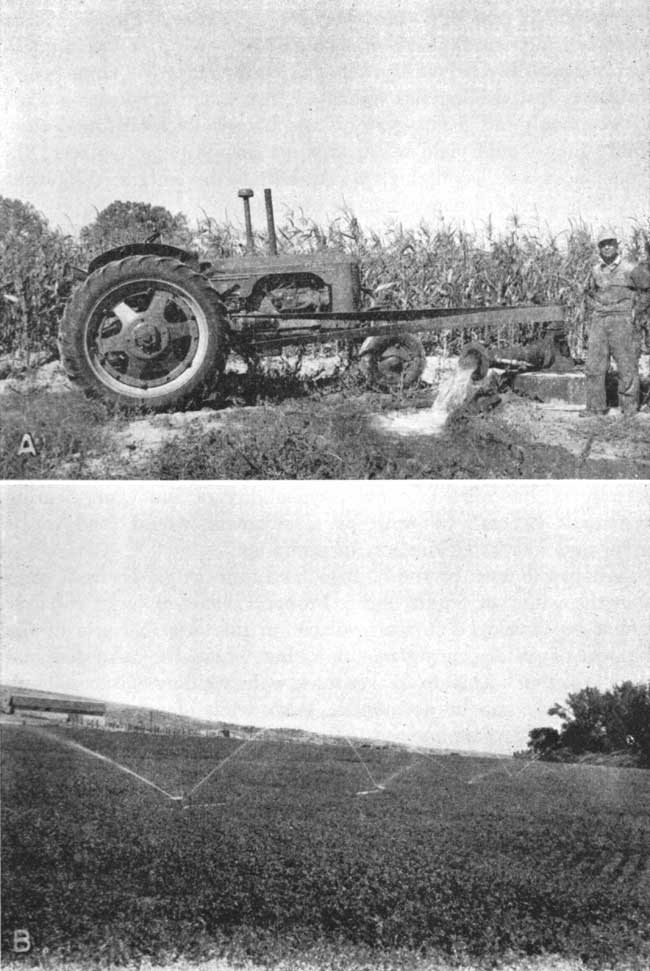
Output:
[596, 227, 618, 245]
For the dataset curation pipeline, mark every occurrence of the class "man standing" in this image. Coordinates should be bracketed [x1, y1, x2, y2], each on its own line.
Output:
[582, 229, 650, 416]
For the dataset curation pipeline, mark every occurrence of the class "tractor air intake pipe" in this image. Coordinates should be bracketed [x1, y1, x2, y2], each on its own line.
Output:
[238, 188, 255, 254]
[264, 188, 278, 256]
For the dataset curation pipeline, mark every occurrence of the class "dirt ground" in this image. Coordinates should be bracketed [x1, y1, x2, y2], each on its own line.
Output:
[106, 395, 650, 470]
[2, 355, 650, 479]
[104, 355, 650, 478]
[499, 399, 650, 467]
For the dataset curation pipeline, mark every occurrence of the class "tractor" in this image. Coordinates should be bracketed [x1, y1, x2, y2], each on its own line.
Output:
[59, 188, 567, 410]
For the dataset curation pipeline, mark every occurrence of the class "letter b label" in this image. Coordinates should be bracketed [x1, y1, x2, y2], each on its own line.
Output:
[13, 929, 31, 952]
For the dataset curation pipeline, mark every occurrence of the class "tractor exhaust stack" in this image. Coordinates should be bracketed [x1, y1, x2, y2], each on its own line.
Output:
[264, 188, 278, 256]
[238, 188, 255, 253]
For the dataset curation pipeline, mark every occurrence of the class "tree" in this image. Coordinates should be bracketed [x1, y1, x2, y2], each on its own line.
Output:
[548, 686, 610, 753]
[79, 201, 192, 257]
[0, 197, 47, 240]
[611, 681, 650, 765]
[544, 680, 650, 764]
[526, 726, 561, 757]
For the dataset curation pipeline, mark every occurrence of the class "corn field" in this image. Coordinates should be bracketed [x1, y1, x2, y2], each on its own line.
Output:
[1, 195, 648, 361]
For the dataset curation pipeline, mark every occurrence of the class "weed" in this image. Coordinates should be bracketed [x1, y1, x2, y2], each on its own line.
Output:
[0, 391, 123, 479]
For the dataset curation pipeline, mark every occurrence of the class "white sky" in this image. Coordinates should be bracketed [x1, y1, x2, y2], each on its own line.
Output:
[1, 3, 649, 757]
[2, 482, 648, 754]
[1, 0, 649, 238]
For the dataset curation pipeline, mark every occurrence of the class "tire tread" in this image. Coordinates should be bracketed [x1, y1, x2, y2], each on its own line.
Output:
[58, 256, 228, 411]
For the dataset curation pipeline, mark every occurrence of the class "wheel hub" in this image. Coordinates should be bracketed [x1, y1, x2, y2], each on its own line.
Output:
[79, 267, 217, 399]
[125, 319, 171, 359]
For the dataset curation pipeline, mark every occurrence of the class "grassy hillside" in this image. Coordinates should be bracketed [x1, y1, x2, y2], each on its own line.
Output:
[2, 724, 649, 968]
[0, 684, 257, 737]
[0, 684, 502, 756]
[0, 684, 394, 748]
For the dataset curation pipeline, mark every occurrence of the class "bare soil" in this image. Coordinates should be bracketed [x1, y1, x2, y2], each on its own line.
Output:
[108, 380, 650, 480]
[2, 355, 649, 479]
[113, 397, 648, 465]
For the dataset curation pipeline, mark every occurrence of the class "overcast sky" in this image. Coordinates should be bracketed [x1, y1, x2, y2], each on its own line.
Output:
[2, 482, 648, 754]
[1, 0, 648, 239]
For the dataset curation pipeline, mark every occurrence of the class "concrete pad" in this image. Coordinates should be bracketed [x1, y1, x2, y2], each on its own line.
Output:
[513, 371, 586, 406]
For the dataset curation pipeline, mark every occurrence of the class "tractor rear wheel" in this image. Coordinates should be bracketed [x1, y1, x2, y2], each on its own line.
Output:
[359, 334, 426, 389]
[59, 256, 228, 410]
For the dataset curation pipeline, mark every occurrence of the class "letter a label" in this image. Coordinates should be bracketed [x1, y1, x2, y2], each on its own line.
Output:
[18, 433, 37, 457]
[13, 929, 31, 952]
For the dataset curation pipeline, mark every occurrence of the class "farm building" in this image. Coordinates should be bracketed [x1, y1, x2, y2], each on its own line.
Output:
[9, 695, 106, 727]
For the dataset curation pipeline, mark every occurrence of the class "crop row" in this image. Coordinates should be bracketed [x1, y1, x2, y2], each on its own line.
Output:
[2, 195, 649, 361]
[2, 727, 649, 966]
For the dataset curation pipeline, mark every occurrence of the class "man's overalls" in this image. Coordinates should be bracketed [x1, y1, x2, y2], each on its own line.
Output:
[584, 257, 640, 415]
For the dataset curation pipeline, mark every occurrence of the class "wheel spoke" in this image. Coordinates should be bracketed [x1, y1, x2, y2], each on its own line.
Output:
[110, 301, 141, 326]
[146, 290, 171, 321]
[123, 355, 146, 381]
[98, 328, 131, 355]
[64, 257, 219, 404]
[147, 353, 183, 380]
[166, 319, 194, 341]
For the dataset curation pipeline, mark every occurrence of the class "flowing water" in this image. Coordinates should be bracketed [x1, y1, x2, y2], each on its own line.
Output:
[373, 360, 477, 437]
[30, 726, 181, 800]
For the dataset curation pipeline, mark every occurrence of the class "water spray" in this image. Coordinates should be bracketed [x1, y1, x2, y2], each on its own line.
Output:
[345, 737, 382, 785]
[28, 727, 181, 802]
[186, 728, 268, 799]
[28, 724, 273, 812]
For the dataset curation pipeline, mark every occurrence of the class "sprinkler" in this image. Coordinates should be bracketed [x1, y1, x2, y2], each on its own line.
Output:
[356, 785, 386, 796]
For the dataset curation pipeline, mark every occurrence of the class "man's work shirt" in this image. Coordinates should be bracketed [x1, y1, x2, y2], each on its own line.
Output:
[584, 256, 649, 317]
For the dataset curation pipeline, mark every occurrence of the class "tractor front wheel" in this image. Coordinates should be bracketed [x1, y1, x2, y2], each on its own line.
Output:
[358, 334, 426, 389]
[59, 256, 228, 410]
